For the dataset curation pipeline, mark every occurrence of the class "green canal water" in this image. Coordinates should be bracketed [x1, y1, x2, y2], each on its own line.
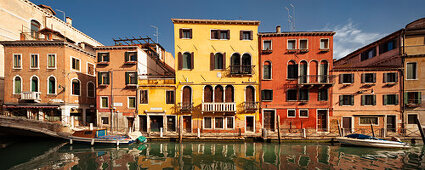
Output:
[0, 137, 424, 169]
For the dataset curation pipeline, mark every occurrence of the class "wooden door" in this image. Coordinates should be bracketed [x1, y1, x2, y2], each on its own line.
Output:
[246, 116, 254, 132]
[204, 85, 213, 102]
[183, 116, 191, 133]
[387, 115, 396, 132]
[342, 117, 352, 134]
[246, 86, 255, 102]
[225, 85, 234, 102]
[214, 86, 223, 102]
[264, 110, 275, 131]
[317, 110, 328, 131]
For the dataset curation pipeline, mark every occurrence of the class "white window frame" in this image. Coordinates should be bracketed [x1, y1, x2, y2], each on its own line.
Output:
[13, 53, 22, 69]
[245, 115, 255, 133]
[287, 109, 296, 118]
[30, 53, 39, 69]
[127, 96, 136, 109]
[70, 78, 81, 96]
[262, 40, 272, 50]
[262, 60, 272, 80]
[100, 96, 109, 108]
[299, 39, 308, 50]
[203, 116, 213, 129]
[320, 38, 330, 49]
[406, 62, 418, 80]
[87, 81, 95, 98]
[12, 75, 23, 94]
[214, 116, 225, 129]
[70, 57, 81, 72]
[287, 39, 297, 50]
[46, 75, 57, 95]
[358, 116, 379, 126]
[30, 75, 40, 93]
[226, 116, 235, 129]
[47, 53, 57, 69]
[86, 62, 95, 76]
[299, 109, 309, 118]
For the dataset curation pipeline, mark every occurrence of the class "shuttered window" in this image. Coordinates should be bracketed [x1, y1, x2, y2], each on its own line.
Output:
[98, 72, 110, 85]
[204, 117, 212, 129]
[383, 72, 397, 83]
[125, 72, 137, 85]
[340, 95, 354, 106]
[240, 31, 253, 40]
[299, 89, 309, 101]
[263, 61, 272, 79]
[166, 91, 175, 104]
[180, 29, 192, 39]
[318, 89, 328, 101]
[48, 54, 56, 68]
[140, 90, 148, 104]
[14, 77, 21, 94]
[211, 30, 229, 40]
[287, 89, 297, 101]
[30, 54, 39, 68]
[13, 54, 22, 68]
[125, 52, 137, 62]
[98, 52, 110, 62]
[31, 76, 38, 92]
[361, 95, 375, 106]
[407, 63, 417, 79]
[71, 57, 80, 71]
[287, 61, 298, 79]
[182, 52, 193, 69]
[361, 73, 376, 83]
[383, 94, 398, 105]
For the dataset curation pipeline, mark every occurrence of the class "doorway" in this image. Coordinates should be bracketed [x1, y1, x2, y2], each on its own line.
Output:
[150, 115, 163, 132]
[387, 115, 396, 132]
[127, 117, 134, 132]
[317, 110, 328, 131]
[342, 117, 352, 134]
[246, 116, 255, 133]
[263, 110, 275, 131]
[139, 115, 147, 132]
[183, 116, 192, 133]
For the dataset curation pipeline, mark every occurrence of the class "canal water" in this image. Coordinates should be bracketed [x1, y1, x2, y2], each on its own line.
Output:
[1, 137, 424, 169]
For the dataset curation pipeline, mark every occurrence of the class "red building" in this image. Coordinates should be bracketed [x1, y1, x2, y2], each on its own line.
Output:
[259, 26, 335, 132]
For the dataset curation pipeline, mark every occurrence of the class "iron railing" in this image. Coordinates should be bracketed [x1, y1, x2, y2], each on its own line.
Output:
[179, 102, 194, 112]
[230, 65, 254, 75]
[244, 102, 259, 111]
[202, 102, 236, 112]
[298, 75, 336, 84]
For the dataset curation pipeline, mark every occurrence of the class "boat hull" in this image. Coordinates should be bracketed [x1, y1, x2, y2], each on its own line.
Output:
[69, 136, 135, 145]
[336, 137, 410, 149]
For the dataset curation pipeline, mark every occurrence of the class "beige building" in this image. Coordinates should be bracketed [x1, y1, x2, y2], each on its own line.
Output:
[0, 0, 102, 107]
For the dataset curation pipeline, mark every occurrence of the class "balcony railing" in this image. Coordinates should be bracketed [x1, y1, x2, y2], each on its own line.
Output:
[20, 92, 41, 102]
[202, 102, 236, 112]
[179, 102, 194, 112]
[298, 75, 335, 85]
[20, 32, 44, 41]
[244, 102, 259, 111]
[230, 65, 254, 75]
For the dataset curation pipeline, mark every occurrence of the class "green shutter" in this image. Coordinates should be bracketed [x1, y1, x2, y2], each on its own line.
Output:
[318, 90, 322, 101]
[49, 79, 53, 93]
[373, 95, 376, 105]
[98, 72, 102, 84]
[404, 92, 408, 104]
[125, 52, 129, 62]
[125, 72, 129, 84]
[261, 90, 265, 100]
[395, 94, 399, 105]
[372, 73, 376, 83]
[361, 74, 365, 83]
[419, 92, 422, 104]
[383, 73, 387, 83]
[351, 73, 354, 83]
[15, 78, 21, 93]
[97, 53, 101, 62]
[361, 95, 365, 105]
[383, 95, 387, 105]
[339, 95, 343, 106]
[351, 95, 354, 105]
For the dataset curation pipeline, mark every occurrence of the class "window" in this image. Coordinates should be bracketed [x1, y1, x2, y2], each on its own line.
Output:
[125, 52, 137, 62]
[263, 40, 272, 50]
[31, 76, 39, 92]
[383, 94, 398, 105]
[47, 54, 56, 69]
[128, 97, 136, 109]
[204, 117, 212, 129]
[263, 61, 272, 79]
[71, 57, 80, 71]
[383, 73, 397, 83]
[339, 95, 354, 106]
[361, 95, 376, 106]
[182, 52, 192, 69]
[287, 40, 296, 50]
[299, 40, 308, 50]
[299, 89, 309, 101]
[227, 117, 234, 129]
[125, 72, 137, 85]
[362, 73, 376, 83]
[320, 39, 329, 49]
[361, 48, 376, 61]
[166, 91, 175, 104]
[214, 53, 224, 70]
[167, 116, 176, 132]
[98, 72, 110, 85]
[407, 62, 417, 80]
[340, 74, 354, 84]
[380, 39, 397, 54]
[87, 63, 94, 75]
[287, 109, 296, 118]
[30, 20, 40, 39]
[359, 117, 378, 125]
[261, 90, 273, 101]
[318, 89, 328, 101]
[287, 89, 297, 101]
[215, 117, 224, 129]
[299, 110, 308, 118]
[13, 54, 22, 69]
[101, 117, 109, 124]
[140, 90, 148, 104]
[287, 60, 298, 79]
[13, 76, 21, 94]
[211, 30, 229, 40]
[241, 31, 253, 40]
[30, 54, 39, 69]
[408, 114, 418, 124]
[48, 76, 56, 94]
[71, 79, 80, 95]
[180, 29, 192, 39]
[87, 82, 95, 98]
[97, 52, 110, 62]
[101, 97, 109, 108]
[406, 92, 421, 105]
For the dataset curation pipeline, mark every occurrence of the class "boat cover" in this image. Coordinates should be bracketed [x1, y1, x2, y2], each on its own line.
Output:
[345, 134, 381, 140]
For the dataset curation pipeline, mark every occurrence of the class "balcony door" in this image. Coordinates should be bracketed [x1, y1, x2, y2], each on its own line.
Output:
[299, 61, 307, 83]
[214, 85, 224, 102]
[231, 53, 241, 74]
[204, 85, 213, 102]
[242, 54, 251, 74]
[182, 86, 192, 107]
[225, 85, 234, 102]
[246, 86, 255, 103]
[319, 60, 329, 83]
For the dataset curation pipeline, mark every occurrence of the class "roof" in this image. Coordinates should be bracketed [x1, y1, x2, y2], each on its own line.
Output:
[94, 45, 140, 50]
[171, 18, 260, 25]
[0, 40, 95, 57]
[405, 17, 425, 31]
[37, 4, 56, 15]
[259, 31, 335, 36]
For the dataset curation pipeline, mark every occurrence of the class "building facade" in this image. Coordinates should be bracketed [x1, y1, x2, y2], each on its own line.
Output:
[172, 19, 261, 136]
[258, 27, 335, 132]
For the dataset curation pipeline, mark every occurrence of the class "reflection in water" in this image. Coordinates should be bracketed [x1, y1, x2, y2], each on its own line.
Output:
[1, 140, 425, 169]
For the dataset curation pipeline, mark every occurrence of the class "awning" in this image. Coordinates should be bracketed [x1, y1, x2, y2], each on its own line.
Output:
[3, 105, 59, 109]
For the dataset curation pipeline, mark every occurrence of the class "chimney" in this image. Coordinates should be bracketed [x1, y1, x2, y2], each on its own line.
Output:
[66, 17, 72, 26]
[276, 25, 281, 33]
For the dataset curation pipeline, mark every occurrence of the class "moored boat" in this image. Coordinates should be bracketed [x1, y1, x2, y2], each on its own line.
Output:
[336, 134, 410, 149]
[69, 129, 146, 145]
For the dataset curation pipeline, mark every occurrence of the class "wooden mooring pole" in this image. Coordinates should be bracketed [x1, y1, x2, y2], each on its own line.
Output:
[337, 120, 342, 137]
[277, 115, 281, 144]
[370, 120, 375, 137]
[416, 118, 425, 144]
[179, 115, 183, 143]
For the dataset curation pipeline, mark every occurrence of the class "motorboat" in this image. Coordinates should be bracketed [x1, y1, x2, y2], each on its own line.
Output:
[69, 129, 146, 145]
[336, 134, 410, 149]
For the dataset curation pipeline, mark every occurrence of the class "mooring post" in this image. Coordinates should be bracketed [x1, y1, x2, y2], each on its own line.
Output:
[160, 127, 163, 138]
[370, 120, 375, 137]
[179, 115, 183, 143]
[91, 139, 94, 146]
[69, 139, 73, 145]
[337, 120, 342, 137]
[416, 118, 425, 144]
[197, 128, 200, 138]
[277, 115, 281, 144]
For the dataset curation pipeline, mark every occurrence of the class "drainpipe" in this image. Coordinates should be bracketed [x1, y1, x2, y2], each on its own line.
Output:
[401, 29, 406, 132]
[110, 70, 114, 134]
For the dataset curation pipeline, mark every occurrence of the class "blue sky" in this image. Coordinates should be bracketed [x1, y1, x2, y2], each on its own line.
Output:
[32, 0, 425, 59]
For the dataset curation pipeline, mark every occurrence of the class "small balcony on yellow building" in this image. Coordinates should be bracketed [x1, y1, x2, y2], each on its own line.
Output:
[202, 102, 236, 113]
[229, 65, 255, 76]
[243, 101, 259, 112]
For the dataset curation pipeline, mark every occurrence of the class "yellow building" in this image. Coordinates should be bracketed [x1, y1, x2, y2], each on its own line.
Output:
[172, 18, 260, 136]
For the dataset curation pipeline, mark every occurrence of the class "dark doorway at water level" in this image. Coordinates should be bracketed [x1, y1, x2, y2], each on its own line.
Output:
[150, 116, 163, 132]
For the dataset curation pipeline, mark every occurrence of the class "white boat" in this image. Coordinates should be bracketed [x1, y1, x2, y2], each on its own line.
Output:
[336, 134, 410, 149]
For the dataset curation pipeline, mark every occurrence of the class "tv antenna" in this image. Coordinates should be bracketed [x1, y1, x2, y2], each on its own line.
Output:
[150, 25, 159, 43]
[285, 3, 295, 31]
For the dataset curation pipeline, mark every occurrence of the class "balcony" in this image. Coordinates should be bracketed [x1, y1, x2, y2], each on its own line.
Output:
[179, 102, 194, 112]
[20, 92, 41, 102]
[202, 102, 236, 112]
[297, 75, 335, 87]
[229, 65, 254, 75]
[244, 102, 259, 112]
[261, 49, 272, 54]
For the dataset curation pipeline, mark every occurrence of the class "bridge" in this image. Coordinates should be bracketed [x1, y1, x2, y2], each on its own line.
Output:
[0, 115, 72, 138]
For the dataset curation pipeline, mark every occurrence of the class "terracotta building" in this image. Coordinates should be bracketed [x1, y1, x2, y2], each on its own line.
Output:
[332, 29, 403, 135]
[1, 29, 97, 126]
[258, 26, 335, 132]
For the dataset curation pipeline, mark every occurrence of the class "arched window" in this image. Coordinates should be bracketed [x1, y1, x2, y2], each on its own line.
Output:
[225, 85, 234, 102]
[287, 60, 298, 79]
[299, 61, 308, 83]
[246, 86, 255, 103]
[182, 52, 192, 69]
[14, 76, 22, 94]
[204, 85, 213, 102]
[214, 85, 224, 102]
[31, 20, 40, 39]
[182, 86, 192, 110]
[242, 54, 251, 74]
[214, 53, 224, 70]
[87, 82, 95, 98]
[48, 76, 56, 94]
[72, 79, 80, 95]
[230, 53, 241, 74]
[310, 60, 319, 83]
[319, 60, 329, 83]
[31, 76, 39, 92]
[263, 61, 272, 79]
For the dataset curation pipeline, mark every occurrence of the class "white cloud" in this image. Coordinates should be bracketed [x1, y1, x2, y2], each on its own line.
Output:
[326, 20, 385, 59]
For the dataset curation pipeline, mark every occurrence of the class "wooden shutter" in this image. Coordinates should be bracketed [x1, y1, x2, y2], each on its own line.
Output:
[179, 29, 183, 39]
[339, 74, 343, 84]
[225, 86, 234, 102]
[204, 86, 213, 102]
[223, 52, 226, 69]
[350, 95, 354, 105]
[373, 95, 376, 105]
[211, 30, 215, 39]
[361, 95, 365, 105]
[191, 52, 194, 69]
[404, 93, 408, 104]
[178, 52, 182, 70]
[361, 74, 365, 83]
[395, 94, 399, 105]
[261, 90, 265, 101]
[210, 53, 214, 70]
[240, 31, 243, 40]
[227, 30, 230, 39]
[189, 29, 192, 38]
[351, 74, 354, 83]
[98, 72, 102, 84]
[125, 52, 129, 62]
[214, 86, 223, 102]
[246, 87, 254, 102]
[372, 73, 376, 83]
[394, 73, 398, 83]
[250, 31, 253, 40]
[339, 95, 343, 106]
[97, 53, 101, 62]
[419, 92, 422, 104]
[383, 95, 387, 105]
[383, 73, 387, 83]
[106, 72, 110, 84]
[125, 72, 129, 84]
